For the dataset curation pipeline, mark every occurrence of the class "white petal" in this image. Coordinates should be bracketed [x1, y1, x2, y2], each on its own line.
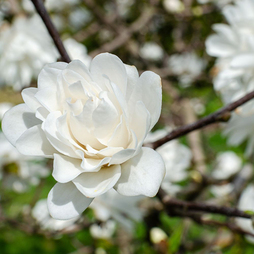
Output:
[206, 25, 238, 58]
[138, 71, 162, 131]
[47, 182, 93, 220]
[53, 154, 83, 183]
[125, 64, 139, 102]
[231, 54, 254, 68]
[2, 104, 41, 146]
[129, 101, 150, 145]
[107, 115, 129, 148]
[110, 148, 136, 165]
[115, 147, 165, 197]
[16, 125, 56, 157]
[93, 91, 120, 139]
[21, 88, 41, 111]
[66, 60, 93, 83]
[90, 53, 127, 96]
[70, 102, 105, 150]
[38, 62, 67, 90]
[44, 112, 78, 158]
[35, 87, 60, 112]
[73, 164, 121, 198]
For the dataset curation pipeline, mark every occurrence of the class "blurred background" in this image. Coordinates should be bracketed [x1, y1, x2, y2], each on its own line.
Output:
[1, 0, 254, 253]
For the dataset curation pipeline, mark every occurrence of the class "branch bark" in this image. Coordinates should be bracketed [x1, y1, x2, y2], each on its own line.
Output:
[31, 0, 71, 63]
[148, 90, 254, 149]
[158, 189, 252, 219]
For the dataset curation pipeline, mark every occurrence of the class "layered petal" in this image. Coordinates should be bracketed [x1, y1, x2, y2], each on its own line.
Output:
[115, 147, 165, 197]
[72, 164, 121, 198]
[2, 103, 41, 146]
[138, 71, 162, 131]
[16, 124, 56, 157]
[90, 53, 127, 95]
[47, 182, 93, 220]
[53, 154, 84, 183]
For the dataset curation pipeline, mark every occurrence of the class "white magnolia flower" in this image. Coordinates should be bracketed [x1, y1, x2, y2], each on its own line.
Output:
[212, 151, 242, 180]
[90, 220, 116, 239]
[0, 133, 49, 192]
[64, 38, 91, 67]
[146, 129, 192, 195]
[206, 0, 254, 155]
[2, 53, 165, 220]
[140, 42, 164, 62]
[168, 52, 206, 87]
[0, 15, 57, 90]
[90, 188, 144, 232]
[235, 184, 254, 243]
[32, 199, 78, 231]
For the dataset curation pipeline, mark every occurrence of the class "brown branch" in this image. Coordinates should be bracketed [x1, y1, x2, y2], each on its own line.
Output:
[149, 90, 254, 149]
[30, 0, 71, 63]
[187, 214, 254, 238]
[158, 189, 252, 219]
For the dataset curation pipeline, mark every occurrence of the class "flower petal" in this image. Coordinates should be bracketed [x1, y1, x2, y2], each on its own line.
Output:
[115, 147, 165, 197]
[16, 124, 56, 157]
[53, 154, 83, 183]
[47, 182, 93, 220]
[21, 87, 41, 112]
[124, 64, 139, 102]
[2, 104, 41, 146]
[38, 62, 67, 90]
[90, 53, 127, 96]
[138, 71, 162, 131]
[44, 112, 78, 158]
[72, 164, 121, 198]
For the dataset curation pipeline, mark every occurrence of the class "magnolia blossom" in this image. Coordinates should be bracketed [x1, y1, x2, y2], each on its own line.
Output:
[140, 42, 164, 62]
[2, 53, 165, 220]
[206, 0, 254, 154]
[0, 133, 49, 192]
[235, 184, 254, 243]
[168, 52, 206, 87]
[90, 188, 144, 232]
[0, 15, 57, 90]
[145, 129, 192, 195]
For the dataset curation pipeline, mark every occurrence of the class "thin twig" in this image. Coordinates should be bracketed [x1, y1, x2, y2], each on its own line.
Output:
[148, 90, 254, 149]
[188, 214, 254, 238]
[30, 0, 71, 63]
[158, 189, 251, 219]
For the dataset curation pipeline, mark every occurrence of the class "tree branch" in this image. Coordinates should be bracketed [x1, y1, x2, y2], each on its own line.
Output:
[30, 0, 71, 63]
[186, 214, 254, 238]
[158, 189, 252, 219]
[148, 90, 254, 149]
